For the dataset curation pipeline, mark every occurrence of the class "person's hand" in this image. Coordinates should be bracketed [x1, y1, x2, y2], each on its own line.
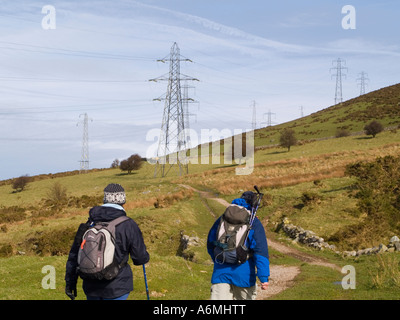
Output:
[65, 283, 77, 300]
[260, 282, 269, 290]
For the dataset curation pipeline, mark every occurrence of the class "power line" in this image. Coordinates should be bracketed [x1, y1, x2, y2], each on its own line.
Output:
[0, 41, 156, 61]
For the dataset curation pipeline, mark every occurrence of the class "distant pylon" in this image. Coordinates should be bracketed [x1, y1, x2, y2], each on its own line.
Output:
[182, 80, 198, 150]
[150, 42, 198, 177]
[330, 58, 348, 105]
[356, 71, 369, 95]
[77, 113, 92, 173]
[263, 110, 276, 127]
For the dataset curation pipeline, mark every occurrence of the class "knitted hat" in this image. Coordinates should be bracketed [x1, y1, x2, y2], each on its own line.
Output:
[103, 183, 126, 205]
[241, 191, 257, 208]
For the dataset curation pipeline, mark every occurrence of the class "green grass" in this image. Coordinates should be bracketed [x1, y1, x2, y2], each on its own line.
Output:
[269, 252, 400, 300]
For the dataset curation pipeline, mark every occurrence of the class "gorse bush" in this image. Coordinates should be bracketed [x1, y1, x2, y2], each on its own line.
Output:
[0, 206, 27, 223]
[330, 155, 400, 250]
[345, 155, 400, 222]
[26, 227, 76, 256]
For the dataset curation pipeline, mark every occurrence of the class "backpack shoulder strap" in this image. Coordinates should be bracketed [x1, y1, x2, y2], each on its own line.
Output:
[105, 216, 130, 236]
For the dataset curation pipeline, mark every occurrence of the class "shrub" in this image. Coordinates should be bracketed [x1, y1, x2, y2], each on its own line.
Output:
[44, 182, 68, 211]
[336, 155, 400, 249]
[345, 155, 400, 221]
[27, 227, 76, 256]
[120, 154, 143, 174]
[0, 243, 13, 257]
[12, 175, 30, 192]
[69, 194, 103, 208]
[364, 120, 384, 138]
[279, 129, 297, 151]
[0, 206, 27, 224]
[336, 128, 350, 138]
[300, 191, 321, 206]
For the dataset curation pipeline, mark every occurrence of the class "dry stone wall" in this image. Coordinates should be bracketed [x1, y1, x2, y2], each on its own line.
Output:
[280, 218, 400, 257]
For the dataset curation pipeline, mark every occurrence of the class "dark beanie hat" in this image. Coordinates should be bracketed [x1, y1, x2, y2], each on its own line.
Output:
[241, 191, 256, 207]
[103, 183, 126, 205]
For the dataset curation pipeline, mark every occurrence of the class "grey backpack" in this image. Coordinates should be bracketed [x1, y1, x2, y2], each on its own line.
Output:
[213, 204, 251, 264]
[77, 216, 129, 280]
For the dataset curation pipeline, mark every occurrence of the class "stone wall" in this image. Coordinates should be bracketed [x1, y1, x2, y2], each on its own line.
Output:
[280, 218, 400, 257]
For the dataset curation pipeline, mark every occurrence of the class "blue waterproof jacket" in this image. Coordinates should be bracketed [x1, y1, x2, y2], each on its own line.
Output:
[207, 199, 270, 288]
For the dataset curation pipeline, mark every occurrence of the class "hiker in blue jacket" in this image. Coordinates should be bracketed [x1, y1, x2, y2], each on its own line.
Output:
[65, 183, 149, 300]
[207, 191, 270, 300]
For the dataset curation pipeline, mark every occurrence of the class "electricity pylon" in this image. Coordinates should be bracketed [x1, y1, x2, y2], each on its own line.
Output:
[356, 71, 369, 95]
[150, 42, 198, 177]
[263, 110, 276, 127]
[330, 58, 348, 105]
[182, 80, 198, 150]
[77, 113, 92, 173]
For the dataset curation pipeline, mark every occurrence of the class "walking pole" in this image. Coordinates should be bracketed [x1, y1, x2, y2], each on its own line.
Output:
[243, 186, 264, 246]
[143, 264, 150, 300]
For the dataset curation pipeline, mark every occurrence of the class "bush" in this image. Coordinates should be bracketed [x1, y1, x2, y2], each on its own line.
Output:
[0, 243, 13, 257]
[69, 194, 103, 208]
[0, 206, 27, 224]
[336, 155, 400, 249]
[279, 129, 297, 151]
[300, 191, 321, 206]
[364, 120, 384, 138]
[336, 128, 350, 138]
[12, 175, 30, 192]
[345, 155, 400, 220]
[120, 154, 143, 174]
[44, 182, 68, 211]
[27, 227, 76, 256]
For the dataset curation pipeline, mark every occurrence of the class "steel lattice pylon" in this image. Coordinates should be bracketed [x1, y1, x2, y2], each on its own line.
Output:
[150, 42, 198, 177]
[331, 58, 348, 105]
[77, 113, 92, 173]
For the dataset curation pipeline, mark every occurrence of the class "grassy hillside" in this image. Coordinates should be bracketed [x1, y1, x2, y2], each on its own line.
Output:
[1, 83, 400, 300]
[254, 83, 400, 148]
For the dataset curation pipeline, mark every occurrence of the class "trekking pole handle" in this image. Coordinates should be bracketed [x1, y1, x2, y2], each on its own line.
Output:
[254, 185, 260, 194]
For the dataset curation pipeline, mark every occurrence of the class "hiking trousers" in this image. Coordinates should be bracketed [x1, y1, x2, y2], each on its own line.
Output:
[210, 283, 257, 300]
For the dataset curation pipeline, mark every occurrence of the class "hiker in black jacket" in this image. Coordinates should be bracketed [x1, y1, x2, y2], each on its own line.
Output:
[65, 183, 150, 300]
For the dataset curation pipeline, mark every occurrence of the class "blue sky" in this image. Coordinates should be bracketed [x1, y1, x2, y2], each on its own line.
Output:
[0, 0, 399, 180]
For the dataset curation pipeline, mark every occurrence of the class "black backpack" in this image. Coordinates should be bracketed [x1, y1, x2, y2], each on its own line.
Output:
[213, 204, 252, 264]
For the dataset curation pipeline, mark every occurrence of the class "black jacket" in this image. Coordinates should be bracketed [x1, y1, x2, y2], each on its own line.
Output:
[65, 205, 150, 299]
